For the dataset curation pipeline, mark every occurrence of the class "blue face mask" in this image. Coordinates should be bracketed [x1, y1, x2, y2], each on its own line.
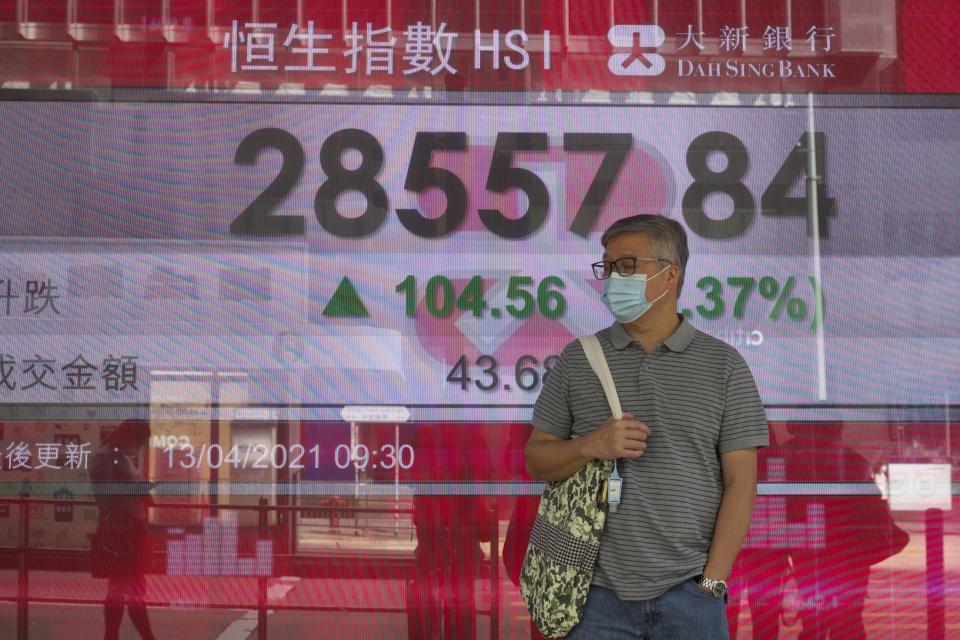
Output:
[601, 268, 669, 323]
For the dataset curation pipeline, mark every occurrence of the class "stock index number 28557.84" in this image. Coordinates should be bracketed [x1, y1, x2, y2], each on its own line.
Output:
[230, 128, 835, 240]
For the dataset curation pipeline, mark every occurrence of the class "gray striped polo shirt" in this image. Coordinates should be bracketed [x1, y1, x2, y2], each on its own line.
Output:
[531, 317, 769, 600]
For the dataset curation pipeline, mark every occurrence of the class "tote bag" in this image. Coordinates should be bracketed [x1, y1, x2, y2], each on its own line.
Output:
[519, 335, 620, 638]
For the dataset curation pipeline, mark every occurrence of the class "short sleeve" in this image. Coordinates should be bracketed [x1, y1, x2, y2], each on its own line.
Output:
[719, 352, 769, 453]
[530, 345, 574, 440]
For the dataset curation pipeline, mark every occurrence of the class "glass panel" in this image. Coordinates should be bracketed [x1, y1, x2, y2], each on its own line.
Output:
[0, 2, 957, 639]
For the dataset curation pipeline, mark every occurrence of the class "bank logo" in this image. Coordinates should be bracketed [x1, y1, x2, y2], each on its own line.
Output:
[607, 25, 666, 76]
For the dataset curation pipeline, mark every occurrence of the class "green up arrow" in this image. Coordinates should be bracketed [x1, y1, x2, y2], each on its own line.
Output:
[322, 277, 370, 317]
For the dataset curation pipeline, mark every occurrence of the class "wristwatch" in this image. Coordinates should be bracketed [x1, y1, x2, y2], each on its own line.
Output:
[695, 574, 728, 599]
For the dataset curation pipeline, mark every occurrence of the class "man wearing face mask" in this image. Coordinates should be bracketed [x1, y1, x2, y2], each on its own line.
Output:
[525, 215, 768, 639]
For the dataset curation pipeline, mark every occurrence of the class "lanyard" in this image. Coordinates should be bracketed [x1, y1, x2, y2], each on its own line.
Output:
[606, 461, 622, 512]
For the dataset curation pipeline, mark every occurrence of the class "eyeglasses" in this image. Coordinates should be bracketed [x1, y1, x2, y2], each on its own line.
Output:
[592, 257, 672, 280]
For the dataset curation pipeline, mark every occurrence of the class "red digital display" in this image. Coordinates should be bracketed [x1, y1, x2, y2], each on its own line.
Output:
[1, 420, 957, 638]
[0, 1, 957, 92]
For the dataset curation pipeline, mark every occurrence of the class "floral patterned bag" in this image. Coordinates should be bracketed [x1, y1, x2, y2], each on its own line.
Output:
[519, 335, 620, 638]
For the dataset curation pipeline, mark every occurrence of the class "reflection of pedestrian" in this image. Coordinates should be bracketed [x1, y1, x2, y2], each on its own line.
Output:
[782, 422, 903, 640]
[500, 423, 549, 640]
[727, 543, 788, 638]
[89, 420, 158, 640]
[407, 423, 493, 640]
[727, 445, 788, 639]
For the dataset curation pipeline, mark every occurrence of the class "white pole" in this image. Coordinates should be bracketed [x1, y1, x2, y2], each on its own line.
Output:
[806, 93, 827, 401]
[394, 423, 400, 536]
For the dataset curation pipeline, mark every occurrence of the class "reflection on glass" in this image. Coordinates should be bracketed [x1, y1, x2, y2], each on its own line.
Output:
[89, 420, 158, 640]
[0, 418, 956, 638]
[166, 511, 272, 577]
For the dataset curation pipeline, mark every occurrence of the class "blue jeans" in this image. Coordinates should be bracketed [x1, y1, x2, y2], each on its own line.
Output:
[565, 581, 728, 640]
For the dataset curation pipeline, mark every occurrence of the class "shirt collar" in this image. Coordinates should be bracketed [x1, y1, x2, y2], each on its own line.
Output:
[609, 315, 695, 352]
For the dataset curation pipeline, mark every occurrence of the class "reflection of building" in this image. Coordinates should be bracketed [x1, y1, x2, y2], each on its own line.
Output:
[744, 457, 825, 551]
[149, 374, 282, 532]
[166, 510, 272, 577]
[745, 497, 825, 550]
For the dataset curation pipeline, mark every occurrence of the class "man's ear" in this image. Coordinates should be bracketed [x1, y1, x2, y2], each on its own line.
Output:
[665, 264, 681, 291]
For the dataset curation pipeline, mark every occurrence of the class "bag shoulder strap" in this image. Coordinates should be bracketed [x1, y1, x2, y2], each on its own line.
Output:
[578, 335, 622, 420]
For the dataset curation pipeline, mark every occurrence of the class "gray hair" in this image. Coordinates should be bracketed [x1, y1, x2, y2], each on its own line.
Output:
[600, 215, 689, 295]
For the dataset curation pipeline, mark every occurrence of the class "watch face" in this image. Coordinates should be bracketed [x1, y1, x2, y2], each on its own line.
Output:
[710, 581, 727, 598]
